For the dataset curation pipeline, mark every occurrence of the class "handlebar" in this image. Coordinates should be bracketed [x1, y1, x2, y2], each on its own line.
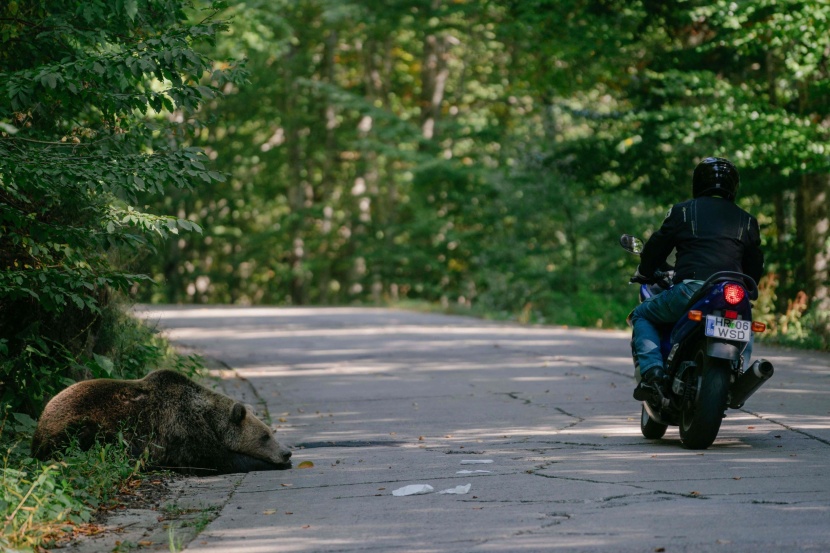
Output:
[630, 269, 674, 289]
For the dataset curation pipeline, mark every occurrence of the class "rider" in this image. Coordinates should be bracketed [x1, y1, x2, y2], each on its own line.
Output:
[630, 157, 764, 399]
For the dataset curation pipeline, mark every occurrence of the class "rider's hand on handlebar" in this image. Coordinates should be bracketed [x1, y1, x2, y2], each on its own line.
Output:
[629, 266, 652, 284]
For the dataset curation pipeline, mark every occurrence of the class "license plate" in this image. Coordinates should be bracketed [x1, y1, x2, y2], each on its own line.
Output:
[704, 315, 751, 342]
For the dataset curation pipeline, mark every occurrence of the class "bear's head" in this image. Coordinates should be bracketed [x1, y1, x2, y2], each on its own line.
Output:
[225, 402, 292, 472]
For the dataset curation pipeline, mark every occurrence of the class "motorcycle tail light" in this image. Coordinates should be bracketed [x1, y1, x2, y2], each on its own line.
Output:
[723, 284, 745, 305]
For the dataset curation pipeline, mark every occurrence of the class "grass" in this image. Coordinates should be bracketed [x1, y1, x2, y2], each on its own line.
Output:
[1, 414, 144, 552]
[157, 502, 222, 553]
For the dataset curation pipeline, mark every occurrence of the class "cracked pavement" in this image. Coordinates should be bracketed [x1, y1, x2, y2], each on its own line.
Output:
[132, 306, 830, 552]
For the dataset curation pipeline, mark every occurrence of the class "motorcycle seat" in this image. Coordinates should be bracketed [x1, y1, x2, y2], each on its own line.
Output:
[683, 271, 758, 310]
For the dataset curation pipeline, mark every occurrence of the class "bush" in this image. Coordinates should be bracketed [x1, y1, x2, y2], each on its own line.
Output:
[1, 408, 144, 552]
[1, 296, 202, 417]
[753, 273, 828, 350]
[0, 0, 237, 416]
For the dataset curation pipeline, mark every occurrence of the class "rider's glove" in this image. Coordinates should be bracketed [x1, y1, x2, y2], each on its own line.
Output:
[629, 265, 652, 284]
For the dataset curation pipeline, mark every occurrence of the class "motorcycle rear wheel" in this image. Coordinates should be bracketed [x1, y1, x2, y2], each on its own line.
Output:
[679, 345, 730, 449]
[640, 404, 668, 439]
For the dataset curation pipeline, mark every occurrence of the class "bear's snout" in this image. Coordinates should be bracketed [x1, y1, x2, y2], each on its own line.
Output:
[275, 447, 292, 469]
[229, 452, 292, 472]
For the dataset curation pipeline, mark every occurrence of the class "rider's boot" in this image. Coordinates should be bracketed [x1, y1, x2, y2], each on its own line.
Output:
[633, 366, 668, 401]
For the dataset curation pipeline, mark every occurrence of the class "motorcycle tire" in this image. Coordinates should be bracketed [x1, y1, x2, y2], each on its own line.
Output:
[679, 345, 730, 449]
[640, 404, 668, 439]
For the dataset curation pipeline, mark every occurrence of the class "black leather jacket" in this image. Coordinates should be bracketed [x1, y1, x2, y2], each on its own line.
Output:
[639, 196, 764, 285]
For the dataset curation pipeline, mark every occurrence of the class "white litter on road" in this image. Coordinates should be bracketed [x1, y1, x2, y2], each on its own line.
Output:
[457, 470, 491, 474]
[438, 484, 471, 495]
[459, 459, 494, 465]
[392, 484, 434, 496]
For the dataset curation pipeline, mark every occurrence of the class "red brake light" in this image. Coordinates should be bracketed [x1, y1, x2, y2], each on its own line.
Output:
[723, 284, 745, 305]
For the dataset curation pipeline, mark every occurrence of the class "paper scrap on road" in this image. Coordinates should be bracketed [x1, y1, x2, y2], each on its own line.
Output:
[392, 484, 434, 496]
[459, 459, 493, 465]
[438, 484, 471, 495]
[457, 470, 491, 474]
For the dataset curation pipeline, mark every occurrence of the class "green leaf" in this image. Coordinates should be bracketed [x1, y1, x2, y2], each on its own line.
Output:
[125, 0, 138, 21]
[92, 353, 115, 376]
[12, 412, 38, 434]
[41, 72, 59, 89]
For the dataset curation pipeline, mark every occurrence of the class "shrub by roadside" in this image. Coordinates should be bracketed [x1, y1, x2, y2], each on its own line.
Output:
[1, 412, 143, 552]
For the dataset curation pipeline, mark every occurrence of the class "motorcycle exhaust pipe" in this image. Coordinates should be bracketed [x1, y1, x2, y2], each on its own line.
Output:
[729, 359, 774, 409]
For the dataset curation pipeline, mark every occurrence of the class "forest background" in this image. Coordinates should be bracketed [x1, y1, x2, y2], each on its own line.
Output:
[3, 0, 830, 419]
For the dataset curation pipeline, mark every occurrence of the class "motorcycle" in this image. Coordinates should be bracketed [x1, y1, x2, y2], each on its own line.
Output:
[620, 234, 774, 449]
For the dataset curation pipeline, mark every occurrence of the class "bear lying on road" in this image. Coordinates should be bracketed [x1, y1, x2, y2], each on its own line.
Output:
[31, 370, 292, 475]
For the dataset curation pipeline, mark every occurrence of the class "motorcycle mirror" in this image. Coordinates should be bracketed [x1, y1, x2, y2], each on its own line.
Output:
[619, 234, 644, 255]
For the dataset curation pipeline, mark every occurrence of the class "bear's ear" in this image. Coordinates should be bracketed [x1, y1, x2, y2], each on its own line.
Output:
[230, 402, 247, 425]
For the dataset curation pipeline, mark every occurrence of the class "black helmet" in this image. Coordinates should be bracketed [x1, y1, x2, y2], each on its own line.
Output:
[693, 157, 740, 201]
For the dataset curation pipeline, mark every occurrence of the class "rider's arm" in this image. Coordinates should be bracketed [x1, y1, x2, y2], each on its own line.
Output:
[639, 204, 682, 278]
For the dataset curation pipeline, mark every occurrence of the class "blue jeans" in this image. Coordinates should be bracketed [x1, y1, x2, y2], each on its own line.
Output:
[630, 280, 755, 381]
[630, 281, 703, 380]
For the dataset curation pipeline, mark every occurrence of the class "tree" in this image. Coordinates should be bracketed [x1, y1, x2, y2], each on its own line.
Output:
[613, 0, 830, 344]
[0, 0, 243, 412]
[130, 0, 829, 346]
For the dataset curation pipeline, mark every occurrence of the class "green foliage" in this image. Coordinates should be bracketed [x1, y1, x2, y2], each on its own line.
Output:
[755, 275, 829, 350]
[1, 409, 143, 552]
[118, 0, 830, 347]
[594, 0, 830, 339]
[0, 0, 830, 350]
[1, 0, 241, 414]
[1, 296, 203, 415]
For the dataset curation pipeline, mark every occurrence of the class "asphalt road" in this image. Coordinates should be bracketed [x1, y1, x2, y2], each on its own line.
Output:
[136, 306, 830, 553]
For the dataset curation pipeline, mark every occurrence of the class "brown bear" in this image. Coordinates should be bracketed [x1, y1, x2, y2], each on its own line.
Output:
[31, 370, 292, 475]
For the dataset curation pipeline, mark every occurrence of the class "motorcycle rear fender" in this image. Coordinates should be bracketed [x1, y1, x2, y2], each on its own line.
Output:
[667, 328, 742, 373]
[706, 339, 742, 362]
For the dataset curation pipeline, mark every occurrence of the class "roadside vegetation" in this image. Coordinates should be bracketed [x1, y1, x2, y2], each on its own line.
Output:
[1, 313, 200, 552]
[134, 0, 830, 352]
[2, 416, 141, 552]
[1, 0, 225, 549]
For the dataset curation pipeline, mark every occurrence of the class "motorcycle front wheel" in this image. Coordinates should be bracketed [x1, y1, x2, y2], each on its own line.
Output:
[640, 404, 668, 439]
[679, 344, 730, 449]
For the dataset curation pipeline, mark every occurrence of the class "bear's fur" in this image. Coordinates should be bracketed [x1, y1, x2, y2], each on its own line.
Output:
[31, 370, 292, 475]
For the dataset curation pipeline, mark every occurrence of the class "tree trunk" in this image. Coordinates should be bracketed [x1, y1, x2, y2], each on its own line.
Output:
[318, 29, 338, 305]
[420, 32, 450, 142]
[801, 173, 830, 341]
[773, 189, 793, 312]
[282, 46, 309, 306]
